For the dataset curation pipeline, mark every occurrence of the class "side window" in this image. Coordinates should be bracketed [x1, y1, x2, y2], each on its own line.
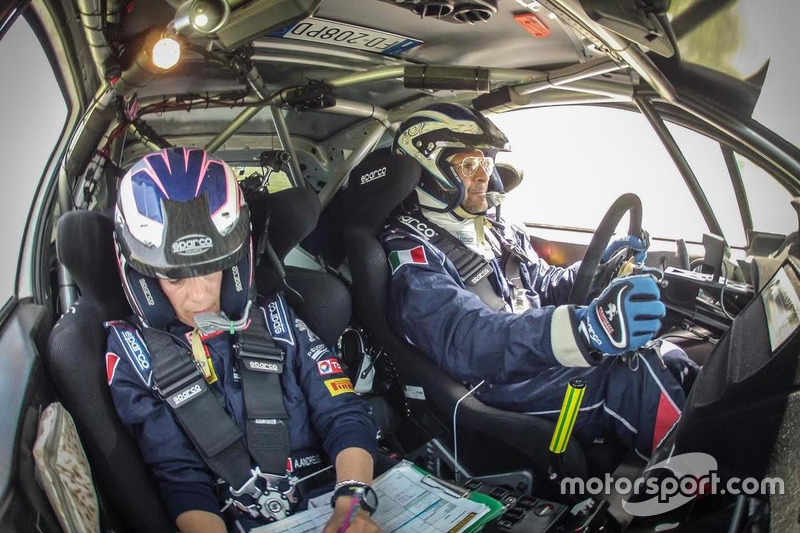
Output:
[735, 154, 796, 237]
[492, 106, 709, 244]
[0, 18, 68, 302]
[666, 124, 746, 247]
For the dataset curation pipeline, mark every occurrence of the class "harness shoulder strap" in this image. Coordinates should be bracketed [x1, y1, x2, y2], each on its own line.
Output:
[136, 303, 292, 488]
[143, 327, 254, 489]
[236, 301, 291, 475]
[389, 210, 506, 311]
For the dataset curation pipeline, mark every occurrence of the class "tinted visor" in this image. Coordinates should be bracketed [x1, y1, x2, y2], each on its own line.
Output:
[118, 196, 251, 279]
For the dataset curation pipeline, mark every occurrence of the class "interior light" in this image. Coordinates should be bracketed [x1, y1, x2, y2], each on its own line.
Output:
[172, 0, 230, 35]
[152, 36, 181, 70]
[194, 13, 209, 28]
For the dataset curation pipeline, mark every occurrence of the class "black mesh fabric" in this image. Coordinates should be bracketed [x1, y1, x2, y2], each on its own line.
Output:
[47, 210, 172, 532]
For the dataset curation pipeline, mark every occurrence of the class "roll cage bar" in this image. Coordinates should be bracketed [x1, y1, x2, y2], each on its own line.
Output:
[50, 1, 800, 313]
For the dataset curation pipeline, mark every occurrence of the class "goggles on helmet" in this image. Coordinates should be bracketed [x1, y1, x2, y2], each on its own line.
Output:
[450, 155, 495, 178]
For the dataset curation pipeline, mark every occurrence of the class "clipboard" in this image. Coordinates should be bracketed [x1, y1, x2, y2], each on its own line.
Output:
[253, 460, 505, 533]
[379, 461, 506, 533]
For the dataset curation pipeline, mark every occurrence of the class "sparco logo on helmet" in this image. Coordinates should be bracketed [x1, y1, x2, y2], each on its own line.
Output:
[360, 166, 387, 185]
[172, 234, 213, 256]
[399, 215, 436, 239]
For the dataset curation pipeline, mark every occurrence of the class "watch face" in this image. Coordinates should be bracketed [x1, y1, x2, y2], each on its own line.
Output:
[358, 486, 378, 512]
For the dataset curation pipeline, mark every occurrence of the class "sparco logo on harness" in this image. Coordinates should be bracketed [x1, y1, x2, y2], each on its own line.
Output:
[469, 266, 492, 285]
[172, 384, 202, 406]
[249, 360, 280, 372]
[360, 166, 387, 185]
[399, 215, 436, 239]
[172, 234, 213, 256]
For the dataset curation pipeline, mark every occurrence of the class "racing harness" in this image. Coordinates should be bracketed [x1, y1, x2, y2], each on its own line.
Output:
[388, 209, 536, 312]
[111, 305, 306, 521]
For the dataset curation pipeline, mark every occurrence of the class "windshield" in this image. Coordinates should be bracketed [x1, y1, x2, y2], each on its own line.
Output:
[670, 0, 800, 148]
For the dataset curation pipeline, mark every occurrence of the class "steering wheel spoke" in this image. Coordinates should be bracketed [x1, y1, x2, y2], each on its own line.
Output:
[568, 193, 643, 305]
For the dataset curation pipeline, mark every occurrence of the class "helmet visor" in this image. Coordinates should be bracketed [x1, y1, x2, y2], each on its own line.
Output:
[117, 195, 251, 279]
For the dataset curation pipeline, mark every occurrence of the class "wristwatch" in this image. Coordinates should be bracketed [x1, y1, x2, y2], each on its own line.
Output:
[330, 482, 379, 515]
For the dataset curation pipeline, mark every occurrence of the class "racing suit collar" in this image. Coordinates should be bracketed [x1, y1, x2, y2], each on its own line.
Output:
[422, 208, 494, 261]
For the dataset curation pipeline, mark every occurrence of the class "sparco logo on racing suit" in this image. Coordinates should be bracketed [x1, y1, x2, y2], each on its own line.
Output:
[399, 215, 436, 239]
[268, 301, 285, 334]
[232, 265, 243, 292]
[360, 166, 387, 185]
[172, 234, 213, 256]
[172, 384, 202, 406]
[122, 331, 150, 370]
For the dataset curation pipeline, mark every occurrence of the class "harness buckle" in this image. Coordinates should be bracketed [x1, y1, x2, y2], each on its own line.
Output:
[228, 467, 294, 521]
[154, 363, 207, 408]
[234, 330, 286, 374]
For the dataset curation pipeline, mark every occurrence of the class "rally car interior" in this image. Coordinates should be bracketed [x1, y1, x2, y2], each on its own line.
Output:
[2, 0, 800, 531]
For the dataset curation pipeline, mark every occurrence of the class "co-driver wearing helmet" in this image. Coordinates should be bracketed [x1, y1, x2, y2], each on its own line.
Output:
[107, 148, 380, 533]
[383, 103, 699, 458]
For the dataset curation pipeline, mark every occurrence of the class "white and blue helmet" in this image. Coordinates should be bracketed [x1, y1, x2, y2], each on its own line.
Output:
[393, 103, 510, 213]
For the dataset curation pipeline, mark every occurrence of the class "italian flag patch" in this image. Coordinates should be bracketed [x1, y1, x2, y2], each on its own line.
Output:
[388, 246, 427, 274]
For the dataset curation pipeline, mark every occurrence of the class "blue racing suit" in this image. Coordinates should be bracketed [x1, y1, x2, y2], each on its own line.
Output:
[383, 210, 696, 458]
[105, 294, 377, 526]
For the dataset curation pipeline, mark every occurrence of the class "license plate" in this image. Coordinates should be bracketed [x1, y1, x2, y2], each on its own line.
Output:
[271, 17, 422, 56]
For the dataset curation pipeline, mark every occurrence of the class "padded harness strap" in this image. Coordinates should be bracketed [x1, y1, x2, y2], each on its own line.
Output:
[235, 307, 291, 475]
[389, 210, 506, 311]
[110, 307, 292, 488]
[144, 328, 254, 489]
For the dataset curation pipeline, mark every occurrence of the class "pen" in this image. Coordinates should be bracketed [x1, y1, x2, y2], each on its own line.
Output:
[336, 487, 364, 533]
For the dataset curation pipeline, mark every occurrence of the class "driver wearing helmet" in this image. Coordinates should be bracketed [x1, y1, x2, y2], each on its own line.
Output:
[106, 148, 380, 533]
[383, 103, 699, 458]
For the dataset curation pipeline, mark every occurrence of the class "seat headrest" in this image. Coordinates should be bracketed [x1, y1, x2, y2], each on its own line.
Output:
[56, 210, 130, 318]
[252, 187, 322, 296]
[345, 150, 421, 233]
[249, 187, 321, 262]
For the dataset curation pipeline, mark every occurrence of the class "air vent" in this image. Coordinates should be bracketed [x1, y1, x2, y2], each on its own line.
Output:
[411, 1, 454, 18]
[452, 1, 497, 23]
[385, 0, 497, 23]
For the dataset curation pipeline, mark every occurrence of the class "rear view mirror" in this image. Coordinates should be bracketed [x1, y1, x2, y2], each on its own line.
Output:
[579, 0, 675, 57]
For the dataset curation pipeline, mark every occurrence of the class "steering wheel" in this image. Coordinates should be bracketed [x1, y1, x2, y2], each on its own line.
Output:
[567, 193, 643, 305]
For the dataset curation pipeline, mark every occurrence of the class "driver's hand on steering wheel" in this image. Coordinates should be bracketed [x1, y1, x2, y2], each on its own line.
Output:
[601, 230, 650, 264]
[574, 274, 665, 356]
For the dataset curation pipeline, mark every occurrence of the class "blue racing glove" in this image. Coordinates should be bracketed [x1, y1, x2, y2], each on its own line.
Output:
[574, 274, 665, 355]
[601, 231, 650, 264]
